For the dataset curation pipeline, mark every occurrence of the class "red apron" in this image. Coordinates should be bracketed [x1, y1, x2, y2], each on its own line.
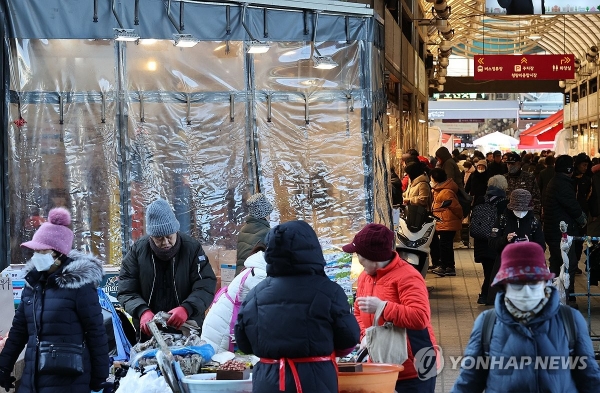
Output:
[260, 354, 337, 393]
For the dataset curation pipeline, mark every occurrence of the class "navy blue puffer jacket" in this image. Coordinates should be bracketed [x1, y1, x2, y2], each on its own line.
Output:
[452, 287, 600, 393]
[235, 220, 360, 393]
[0, 251, 109, 393]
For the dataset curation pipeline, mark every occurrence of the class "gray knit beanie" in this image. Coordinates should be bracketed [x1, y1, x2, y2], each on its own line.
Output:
[146, 199, 180, 237]
[247, 193, 273, 219]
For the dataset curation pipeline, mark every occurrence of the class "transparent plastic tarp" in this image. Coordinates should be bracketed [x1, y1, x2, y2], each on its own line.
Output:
[7, 39, 119, 265]
[5, 36, 382, 267]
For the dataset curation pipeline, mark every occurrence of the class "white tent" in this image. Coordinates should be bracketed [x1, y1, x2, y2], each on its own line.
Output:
[553, 128, 569, 155]
[472, 131, 519, 149]
[428, 126, 442, 157]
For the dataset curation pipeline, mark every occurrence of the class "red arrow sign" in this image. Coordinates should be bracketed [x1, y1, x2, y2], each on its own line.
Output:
[474, 54, 575, 80]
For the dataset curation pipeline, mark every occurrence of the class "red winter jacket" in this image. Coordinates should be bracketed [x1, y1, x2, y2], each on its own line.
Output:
[354, 254, 438, 381]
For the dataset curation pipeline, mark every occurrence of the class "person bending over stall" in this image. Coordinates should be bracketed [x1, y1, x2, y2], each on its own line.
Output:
[118, 199, 216, 342]
[235, 220, 360, 393]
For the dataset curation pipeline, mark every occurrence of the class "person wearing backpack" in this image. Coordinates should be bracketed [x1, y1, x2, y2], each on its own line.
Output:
[202, 243, 267, 353]
[486, 189, 545, 305]
[470, 175, 508, 305]
[451, 242, 600, 393]
[429, 168, 463, 277]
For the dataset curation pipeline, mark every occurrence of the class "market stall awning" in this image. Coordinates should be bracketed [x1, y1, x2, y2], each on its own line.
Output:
[519, 110, 563, 147]
[517, 141, 554, 151]
[441, 134, 462, 144]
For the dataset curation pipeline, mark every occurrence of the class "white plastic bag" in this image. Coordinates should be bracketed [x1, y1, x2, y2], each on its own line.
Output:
[114, 367, 173, 393]
[553, 234, 572, 305]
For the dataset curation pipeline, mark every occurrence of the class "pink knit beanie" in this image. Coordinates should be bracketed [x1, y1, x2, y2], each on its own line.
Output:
[21, 207, 74, 255]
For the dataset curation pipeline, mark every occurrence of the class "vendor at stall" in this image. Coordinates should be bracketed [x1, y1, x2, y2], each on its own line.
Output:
[118, 199, 216, 342]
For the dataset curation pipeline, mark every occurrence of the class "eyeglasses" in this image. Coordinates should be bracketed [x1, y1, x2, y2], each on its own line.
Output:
[509, 282, 544, 290]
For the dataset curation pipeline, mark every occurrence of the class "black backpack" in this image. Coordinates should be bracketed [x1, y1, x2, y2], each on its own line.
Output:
[456, 188, 473, 217]
[481, 304, 577, 356]
[470, 198, 504, 239]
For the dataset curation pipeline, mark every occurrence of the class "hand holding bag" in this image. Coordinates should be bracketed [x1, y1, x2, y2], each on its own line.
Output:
[365, 301, 408, 365]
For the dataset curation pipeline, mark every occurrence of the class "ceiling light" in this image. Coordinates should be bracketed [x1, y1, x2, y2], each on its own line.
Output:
[114, 28, 139, 42]
[173, 34, 198, 48]
[140, 39, 158, 45]
[247, 40, 270, 54]
[313, 55, 338, 70]
[529, 34, 542, 40]
[147, 61, 157, 71]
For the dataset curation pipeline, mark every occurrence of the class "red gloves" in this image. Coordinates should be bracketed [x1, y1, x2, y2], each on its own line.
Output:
[167, 307, 188, 329]
[140, 310, 155, 336]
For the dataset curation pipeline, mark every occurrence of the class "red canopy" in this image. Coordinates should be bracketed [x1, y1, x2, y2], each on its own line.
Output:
[519, 109, 563, 147]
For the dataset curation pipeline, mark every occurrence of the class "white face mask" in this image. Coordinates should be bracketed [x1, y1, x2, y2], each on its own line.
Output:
[477, 168, 485, 173]
[31, 253, 55, 272]
[505, 282, 545, 311]
[430, 181, 437, 188]
[513, 210, 528, 218]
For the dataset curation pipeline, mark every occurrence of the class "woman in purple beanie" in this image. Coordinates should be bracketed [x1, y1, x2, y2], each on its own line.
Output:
[0, 207, 111, 393]
[452, 242, 600, 393]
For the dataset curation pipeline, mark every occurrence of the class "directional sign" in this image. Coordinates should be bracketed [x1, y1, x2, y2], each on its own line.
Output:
[474, 54, 575, 80]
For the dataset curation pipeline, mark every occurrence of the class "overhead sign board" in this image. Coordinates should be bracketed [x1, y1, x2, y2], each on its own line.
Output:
[473, 54, 575, 80]
[486, 0, 599, 15]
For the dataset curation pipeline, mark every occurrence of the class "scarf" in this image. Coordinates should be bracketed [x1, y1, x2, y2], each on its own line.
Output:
[504, 286, 552, 324]
[149, 233, 181, 261]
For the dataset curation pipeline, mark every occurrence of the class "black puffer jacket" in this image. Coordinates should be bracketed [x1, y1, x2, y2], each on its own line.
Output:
[473, 190, 508, 263]
[235, 221, 360, 393]
[0, 251, 109, 393]
[542, 173, 586, 241]
[236, 216, 270, 274]
[489, 210, 545, 254]
[118, 233, 216, 338]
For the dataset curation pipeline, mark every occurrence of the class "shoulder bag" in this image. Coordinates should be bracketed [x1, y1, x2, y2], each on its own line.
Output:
[365, 301, 408, 365]
[33, 292, 85, 376]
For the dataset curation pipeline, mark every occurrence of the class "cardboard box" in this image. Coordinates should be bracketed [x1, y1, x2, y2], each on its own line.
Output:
[99, 266, 121, 306]
[220, 264, 236, 287]
[216, 368, 251, 380]
[1, 265, 27, 309]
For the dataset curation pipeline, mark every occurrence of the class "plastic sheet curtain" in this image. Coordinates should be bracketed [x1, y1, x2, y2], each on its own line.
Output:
[3, 18, 384, 266]
[255, 41, 368, 245]
[7, 39, 119, 265]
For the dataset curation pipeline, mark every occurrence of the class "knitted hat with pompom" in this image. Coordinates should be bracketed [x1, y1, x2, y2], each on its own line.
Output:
[21, 207, 74, 255]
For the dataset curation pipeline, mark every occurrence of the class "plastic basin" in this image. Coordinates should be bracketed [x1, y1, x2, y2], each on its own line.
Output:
[338, 363, 403, 393]
[181, 374, 252, 393]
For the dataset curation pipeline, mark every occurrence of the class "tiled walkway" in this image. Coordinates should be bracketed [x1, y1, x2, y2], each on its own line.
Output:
[430, 247, 600, 392]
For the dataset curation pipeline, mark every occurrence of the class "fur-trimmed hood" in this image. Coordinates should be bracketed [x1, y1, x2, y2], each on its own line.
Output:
[24, 250, 104, 289]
